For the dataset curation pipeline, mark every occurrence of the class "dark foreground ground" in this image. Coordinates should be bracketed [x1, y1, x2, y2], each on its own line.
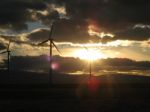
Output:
[0, 70, 150, 112]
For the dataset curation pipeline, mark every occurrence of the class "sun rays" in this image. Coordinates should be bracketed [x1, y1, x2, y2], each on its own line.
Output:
[74, 49, 107, 61]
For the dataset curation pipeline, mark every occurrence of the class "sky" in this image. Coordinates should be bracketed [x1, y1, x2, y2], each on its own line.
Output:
[0, 0, 150, 74]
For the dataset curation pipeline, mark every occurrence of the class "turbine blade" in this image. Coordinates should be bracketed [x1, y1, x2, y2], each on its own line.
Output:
[9, 52, 12, 57]
[83, 46, 89, 51]
[38, 39, 49, 45]
[7, 40, 11, 51]
[0, 51, 7, 54]
[52, 42, 61, 54]
[49, 22, 55, 39]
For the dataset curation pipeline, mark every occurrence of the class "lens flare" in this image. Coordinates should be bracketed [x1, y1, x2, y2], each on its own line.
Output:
[51, 62, 59, 70]
[46, 55, 51, 61]
[76, 76, 100, 98]
[87, 76, 100, 93]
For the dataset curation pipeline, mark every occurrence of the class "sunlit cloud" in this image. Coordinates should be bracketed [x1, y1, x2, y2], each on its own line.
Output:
[0, 29, 150, 62]
[18, 34, 29, 42]
[33, 3, 68, 20]
[100, 32, 114, 38]
[133, 24, 150, 29]
[36, 10, 49, 16]
[50, 4, 66, 16]
[88, 24, 114, 38]
[48, 3, 68, 19]
[140, 39, 150, 48]
[0, 37, 8, 45]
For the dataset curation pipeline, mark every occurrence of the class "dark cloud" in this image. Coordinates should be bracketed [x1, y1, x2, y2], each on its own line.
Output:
[0, 0, 47, 30]
[56, 0, 150, 29]
[1, 0, 150, 42]
[52, 0, 150, 41]
[26, 29, 49, 42]
[37, 10, 60, 25]
[0, 43, 5, 50]
[114, 27, 150, 41]
[0, 35, 12, 50]
[27, 19, 101, 43]
[0, 35, 17, 40]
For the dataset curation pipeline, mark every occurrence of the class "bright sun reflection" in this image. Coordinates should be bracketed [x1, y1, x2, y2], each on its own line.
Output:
[74, 49, 107, 61]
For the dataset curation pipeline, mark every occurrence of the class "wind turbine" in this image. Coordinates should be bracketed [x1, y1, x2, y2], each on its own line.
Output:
[0, 40, 11, 73]
[38, 21, 61, 84]
[83, 46, 92, 78]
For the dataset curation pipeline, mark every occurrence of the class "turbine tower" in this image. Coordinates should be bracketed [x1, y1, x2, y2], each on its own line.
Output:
[83, 46, 92, 78]
[38, 21, 61, 84]
[0, 40, 11, 73]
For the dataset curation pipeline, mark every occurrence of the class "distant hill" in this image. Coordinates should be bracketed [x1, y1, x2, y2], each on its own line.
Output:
[0, 70, 149, 85]
[0, 55, 150, 74]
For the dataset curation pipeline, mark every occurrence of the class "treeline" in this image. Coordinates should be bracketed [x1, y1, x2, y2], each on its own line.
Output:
[0, 55, 150, 73]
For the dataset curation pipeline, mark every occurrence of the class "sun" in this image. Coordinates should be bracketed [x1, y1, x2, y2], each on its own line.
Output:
[74, 49, 107, 61]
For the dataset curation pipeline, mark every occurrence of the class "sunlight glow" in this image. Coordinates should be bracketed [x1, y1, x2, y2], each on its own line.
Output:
[74, 49, 107, 61]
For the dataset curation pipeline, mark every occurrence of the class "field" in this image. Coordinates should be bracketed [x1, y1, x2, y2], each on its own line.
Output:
[0, 70, 150, 112]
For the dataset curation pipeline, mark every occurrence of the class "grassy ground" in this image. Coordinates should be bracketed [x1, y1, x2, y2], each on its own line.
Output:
[0, 83, 149, 112]
[0, 70, 149, 112]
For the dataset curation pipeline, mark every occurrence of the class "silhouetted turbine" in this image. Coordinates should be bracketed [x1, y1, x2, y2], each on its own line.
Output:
[83, 46, 92, 78]
[38, 21, 61, 84]
[0, 40, 11, 73]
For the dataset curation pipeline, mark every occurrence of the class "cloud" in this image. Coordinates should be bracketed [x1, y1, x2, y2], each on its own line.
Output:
[114, 26, 150, 41]
[0, 33, 40, 46]
[51, 0, 150, 41]
[0, 34, 41, 56]
[0, 43, 5, 50]
[0, 33, 150, 62]
[0, 35, 11, 50]
[0, 0, 69, 31]
[0, 0, 150, 42]
[36, 3, 68, 24]
[56, 0, 150, 28]
[0, 0, 47, 30]
[26, 19, 101, 43]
